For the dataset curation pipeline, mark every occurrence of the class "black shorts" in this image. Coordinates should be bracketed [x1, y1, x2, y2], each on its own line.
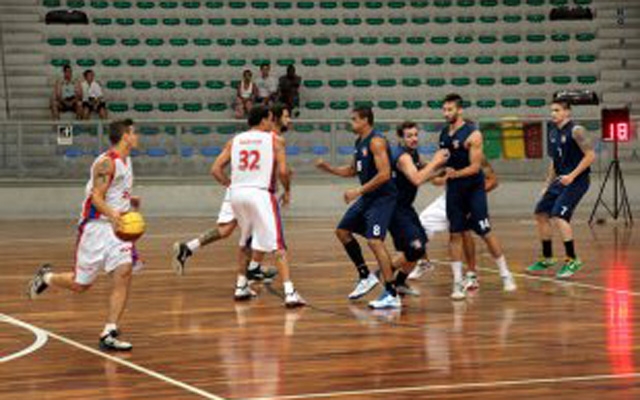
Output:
[535, 175, 590, 222]
[446, 175, 491, 236]
[83, 100, 106, 112]
[337, 194, 397, 240]
[388, 205, 428, 259]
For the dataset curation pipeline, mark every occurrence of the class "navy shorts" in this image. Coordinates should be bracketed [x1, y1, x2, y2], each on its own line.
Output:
[446, 176, 491, 236]
[388, 205, 428, 261]
[337, 194, 397, 240]
[535, 175, 590, 222]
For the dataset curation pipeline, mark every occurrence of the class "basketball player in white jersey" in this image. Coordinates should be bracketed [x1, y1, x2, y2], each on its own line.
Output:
[411, 157, 499, 295]
[27, 119, 141, 351]
[172, 104, 292, 283]
[212, 105, 305, 307]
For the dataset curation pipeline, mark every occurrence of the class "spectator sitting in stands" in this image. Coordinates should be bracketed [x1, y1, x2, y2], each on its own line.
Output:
[234, 69, 258, 119]
[80, 69, 107, 120]
[255, 63, 278, 106]
[278, 65, 302, 117]
[51, 64, 82, 120]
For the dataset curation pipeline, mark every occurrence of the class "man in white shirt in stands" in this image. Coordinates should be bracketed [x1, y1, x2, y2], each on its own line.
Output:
[255, 63, 278, 106]
[80, 69, 108, 120]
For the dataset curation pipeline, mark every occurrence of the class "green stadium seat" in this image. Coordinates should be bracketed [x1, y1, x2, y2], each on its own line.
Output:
[458, 0, 475, 6]
[72, 37, 91, 46]
[320, 1, 338, 8]
[322, 18, 340, 26]
[451, 77, 471, 86]
[551, 33, 570, 42]
[178, 59, 196, 67]
[146, 38, 164, 47]
[274, 1, 292, 9]
[425, 56, 445, 65]
[412, 16, 430, 25]
[455, 35, 474, 44]
[193, 38, 211, 46]
[327, 58, 346, 67]
[576, 33, 596, 42]
[157, 81, 177, 90]
[403, 100, 422, 110]
[159, 103, 179, 113]
[501, 98, 521, 108]
[91, 0, 109, 10]
[504, 0, 521, 6]
[51, 59, 70, 67]
[427, 78, 446, 87]
[186, 18, 203, 26]
[170, 38, 188, 46]
[162, 18, 180, 26]
[457, 16, 476, 23]
[527, 34, 546, 43]
[133, 103, 153, 113]
[365, 1, 383, 8]
[97, 38, 116, 46]
[366, 18, 384, 26]
[205, 80, 225, 90]
[114, 1, 132, 8]
[575, 0, 591, 4]
[435, 16, 453, 24]
[277, 59, 295, 66]
[218, 38, 236, 47]
[526, 55, 545, 64]
[153, 59, 172, 67]
[181, 80, 201, 90]
[407, 37, 426, 45]
[140, 18, 158, 26]
[551, 54, 570, 63]
[344, 17, 362, 26]
[434, 0, 452, 7]
[289, 37, 307, 46]
[183, 103, 203, 113]
[550, 0, 567, 5]
[303, 80, 323, 88]
[475, 56, 495, 65]
[526, 98, 546, 107]
[160, 1, 178, 8]
[480, 16, 498, 23]
[137, 1, 155, 9]
[127, 58, 147, 67]
[450, 56, 470, 65]
[229, 1, 246, 8]
[552, 76, 572, 84]
[121, 38, 140, 46]
[330, 101, 350, 110]
[501, 76, 521, 85]
[477, 99, 497, 108]
[305, 101, 325, 110]
[297, 1, 314, 8]
[479, 35, 497, 44]
[427, 100, 444, 110]
[527, 0, 544, 5]
[77, 59, 96, 67]
[351, 57, 370, 66]
[205, 1, 223, 7]
[44, 0, 62, 7]
[106, 80, 126, 90]
[328, 79, 348, 88]
[389, 17, 408, 26]
[302, 58, 320, 67]
[116, 18, 134, 25]
[254, 18, 271, 26]
[343, 1, 359, 8]
[383, 37, 402, 45]
[526, 76, 546, 85]
[242, 38, 260, 46]
[353, 79, 372, 88]
[577, 75, 597, 84]
[402, 78, 422, 87]
[500, 55, 520, 65]
[47, 38, 67, 46]
[207, 103, 228, 112]
[527, 14, 545, 23]
[577, 54, 597, 63]
[102, 58, 122, 67]
[208, 18, 225, 26]
[503, 34, 521, 44]
[203, 59, 222, 67]
[108, 103, 129, 113]
[67, 0, 86, 8]
[228, 59, 246, 67]
[131, 80, 152, 90]
[377, 79, 397, 87]
[93, 18, 112, 25]
[336, 37, 355, 45]
[299, 18, 317, 26]
[476, 77, 496, 86]
[376, 57, 394, 66]
[480, 0, 498, 5]
[378, 101, 398, 110]
[400, 57, 420, 66]
[431, 36, 450, 45]
[360, 37, 379, 46]
[276, 18, 294, 26]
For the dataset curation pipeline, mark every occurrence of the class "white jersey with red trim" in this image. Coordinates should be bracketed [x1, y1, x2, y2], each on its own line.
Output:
[230, 129, 276, 192]
[80, 150, 133, 222]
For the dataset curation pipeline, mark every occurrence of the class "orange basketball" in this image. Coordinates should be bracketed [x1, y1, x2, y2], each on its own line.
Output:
[116, 211, 146, 242]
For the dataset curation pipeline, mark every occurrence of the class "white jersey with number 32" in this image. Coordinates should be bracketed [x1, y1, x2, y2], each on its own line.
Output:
[230, 129, 276, 192]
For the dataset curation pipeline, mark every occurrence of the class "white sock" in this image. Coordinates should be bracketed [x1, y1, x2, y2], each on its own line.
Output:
[284, 281, 294, 295]
[451, 261, 463, 283]
[43, 272, 52, 285]
[248, 261, 261, 271]
[186, 239, 200, 252]
[495, 256, 511, 277]
[236, 274, 248, 288]
[466, 270, 477, 279]
[101, 323, 117, 337]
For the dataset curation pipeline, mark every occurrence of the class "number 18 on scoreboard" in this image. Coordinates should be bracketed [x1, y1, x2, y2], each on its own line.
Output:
[602, 108, 632, 143]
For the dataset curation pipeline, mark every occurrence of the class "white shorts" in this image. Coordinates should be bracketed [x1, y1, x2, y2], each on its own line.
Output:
[230, 187, 285, 252]
[74, 220, 142, 285]
[217, 189, 236, 225]
[419, 193, 449, 239]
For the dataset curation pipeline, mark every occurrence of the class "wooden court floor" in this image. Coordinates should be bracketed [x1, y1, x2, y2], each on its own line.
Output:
[0, 216, 639, 399]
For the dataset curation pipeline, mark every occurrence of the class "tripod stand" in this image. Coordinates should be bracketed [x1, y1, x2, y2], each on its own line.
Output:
[589, 137, 633, 226]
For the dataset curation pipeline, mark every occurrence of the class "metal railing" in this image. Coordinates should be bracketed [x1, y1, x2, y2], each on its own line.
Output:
[0, 118, 638, 181]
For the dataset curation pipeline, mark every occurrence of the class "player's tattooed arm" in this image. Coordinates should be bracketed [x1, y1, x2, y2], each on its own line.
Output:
[315, 159, 356, 177]
[90, 157, 118, 223]
[447, 130, 483, 179]
[482, 158, 499, 192]
[558, 125, 595, 186]
[211, 140, 232, 187]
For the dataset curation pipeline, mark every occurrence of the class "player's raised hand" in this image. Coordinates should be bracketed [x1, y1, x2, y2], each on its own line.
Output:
[344, 188, 361, 204]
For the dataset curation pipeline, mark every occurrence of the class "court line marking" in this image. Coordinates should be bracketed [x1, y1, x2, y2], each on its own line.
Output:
[0, 314, 48, 363]
[243, 372, 640, 400]
[0, 313, 227, 400]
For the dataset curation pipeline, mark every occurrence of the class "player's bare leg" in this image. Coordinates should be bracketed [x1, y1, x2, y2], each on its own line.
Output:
[527, 213, 557, 274]
[392, 254, 420, 297]
[449, 232, 467, 300]
[173, 221, 237, 275]
[235, 247, 257, 301]
[461, 231, 479, 291]
[336, 228, 379, 300]
[99, 263, 134, 351]
[367, 239, 401, 309]
[27, 266, 90, 299]
[479, 233, 516, 292]
[552, 217, 583, 279]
